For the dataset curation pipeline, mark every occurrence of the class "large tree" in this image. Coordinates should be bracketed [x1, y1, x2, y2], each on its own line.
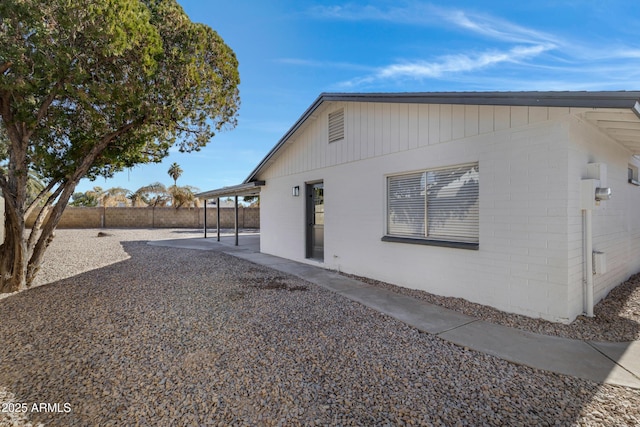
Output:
[0, 0, 240, 292]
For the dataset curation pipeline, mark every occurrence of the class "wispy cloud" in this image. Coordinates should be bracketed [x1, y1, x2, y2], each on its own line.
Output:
[377, 45, 551, 79]
[308, 3, 562, 87]
[308, 3, 640, 90]
[310, 3, 557, 46]
[339, 44, 554, 88]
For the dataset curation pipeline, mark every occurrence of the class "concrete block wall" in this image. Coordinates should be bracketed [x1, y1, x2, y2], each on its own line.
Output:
[26, 207, 260, 229]
[57, 207, 103, 228]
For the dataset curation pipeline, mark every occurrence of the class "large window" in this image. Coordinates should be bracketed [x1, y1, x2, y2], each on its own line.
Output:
[386, 163, 479, 248]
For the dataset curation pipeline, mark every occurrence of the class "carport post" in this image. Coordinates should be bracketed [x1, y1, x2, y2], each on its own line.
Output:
[216, 197, 220, 242]
[234, 195, 239, 246]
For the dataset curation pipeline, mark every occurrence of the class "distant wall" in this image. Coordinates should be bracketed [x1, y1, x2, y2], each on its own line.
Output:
[25, 206, 259, 229]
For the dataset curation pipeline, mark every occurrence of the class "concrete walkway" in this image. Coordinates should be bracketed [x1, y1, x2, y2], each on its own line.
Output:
[149, 235, 640, 389]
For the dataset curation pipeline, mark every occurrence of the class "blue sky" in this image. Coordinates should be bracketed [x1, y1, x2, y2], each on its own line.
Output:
[75, 0, 640, 195]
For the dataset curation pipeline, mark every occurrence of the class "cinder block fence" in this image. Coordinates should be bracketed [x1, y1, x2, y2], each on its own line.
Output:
[25, 207, 259, 229]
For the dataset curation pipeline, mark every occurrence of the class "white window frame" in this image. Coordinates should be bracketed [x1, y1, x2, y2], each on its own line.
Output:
[384, 162, 479, 249]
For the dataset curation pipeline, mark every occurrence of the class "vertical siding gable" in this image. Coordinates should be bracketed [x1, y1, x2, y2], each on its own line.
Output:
[354, 102, 369, 160]
[383, 103, 392, 155]
[261, 101, 575, 181]
[374, 103, 384, 156]
[439, 104, 453, 143]
[408, 104, 419, 150]
[367, 103, 376, 158]
[398, 103, 409, 151]
[494, 106, 511, 130]
[452, 105, 465, 140]
[511, 106, 529, 127]
[418, 104, 429, 147]
[465, 105, 479, 137]
[389, 103, 401, 153]
[529, 106, 549, 123]
[479, 105, 494, 134]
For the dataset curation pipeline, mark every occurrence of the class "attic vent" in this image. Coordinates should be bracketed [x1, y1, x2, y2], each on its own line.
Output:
[328, 108, 344, 143]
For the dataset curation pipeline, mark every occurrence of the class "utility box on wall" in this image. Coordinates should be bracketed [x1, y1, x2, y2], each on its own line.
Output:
[593, 251, 607, 275]
[581, 179, 601, 210]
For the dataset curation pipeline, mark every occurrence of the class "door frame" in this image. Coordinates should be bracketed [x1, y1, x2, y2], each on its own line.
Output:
[305, 180, 324, 261]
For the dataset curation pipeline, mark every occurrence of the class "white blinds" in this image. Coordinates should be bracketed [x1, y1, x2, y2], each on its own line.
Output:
[388, 172, 425, 237]
[387, 163, 479, 243]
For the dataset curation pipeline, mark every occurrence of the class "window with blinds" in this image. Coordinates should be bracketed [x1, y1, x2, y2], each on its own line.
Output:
[387, 163, 479, 244]
[328, 109, 344, 143]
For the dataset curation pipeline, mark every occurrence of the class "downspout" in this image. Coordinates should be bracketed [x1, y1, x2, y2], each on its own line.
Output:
[580, 163, 611, 318]
[583, 208, 594, 317]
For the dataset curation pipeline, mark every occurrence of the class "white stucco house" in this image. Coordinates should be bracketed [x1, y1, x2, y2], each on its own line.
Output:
[199, 91, 640, 323]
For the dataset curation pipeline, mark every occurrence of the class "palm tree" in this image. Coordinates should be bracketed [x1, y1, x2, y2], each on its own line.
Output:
[134, 183, 169, 207]
[168, 185, 199, 209]
[167, 162, 183, 186]
[102, 187, 131, 207]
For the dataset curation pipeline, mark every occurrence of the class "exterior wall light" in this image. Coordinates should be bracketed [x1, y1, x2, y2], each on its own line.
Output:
[595, 187, 612, 201]
[292, 186, 300, 197]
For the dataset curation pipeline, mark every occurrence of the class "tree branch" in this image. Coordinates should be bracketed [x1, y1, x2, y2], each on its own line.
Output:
[24, 178, 61, 220]
[34, 81, 63, 124]
[26, 183, 64, 254]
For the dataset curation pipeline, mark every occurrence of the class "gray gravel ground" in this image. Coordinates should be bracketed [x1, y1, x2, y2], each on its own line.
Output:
[0, 229, 639, 426]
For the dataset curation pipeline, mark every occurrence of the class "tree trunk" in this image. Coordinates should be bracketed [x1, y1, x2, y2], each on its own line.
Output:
[0, 203, 28, 293]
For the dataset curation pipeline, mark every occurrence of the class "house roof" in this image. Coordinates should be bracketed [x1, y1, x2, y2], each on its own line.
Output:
[243, 91, 640, 183]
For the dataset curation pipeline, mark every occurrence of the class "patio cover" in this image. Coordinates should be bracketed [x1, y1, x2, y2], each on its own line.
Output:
[195, 181, 264, 245]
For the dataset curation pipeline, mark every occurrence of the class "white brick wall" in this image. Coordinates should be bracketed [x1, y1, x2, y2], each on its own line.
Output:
[567, 116, 640, 320]
[258, 102, 640, 323]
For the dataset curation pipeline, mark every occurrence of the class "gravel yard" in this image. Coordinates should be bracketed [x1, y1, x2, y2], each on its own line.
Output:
[0, 229, 639, 426]
[347, 273, 640, 342]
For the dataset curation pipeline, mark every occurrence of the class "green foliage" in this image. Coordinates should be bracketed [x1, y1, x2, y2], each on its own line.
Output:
[0, 0, 240, 183]
[0, 0, 240, 290]
[70, 192, 99, 207]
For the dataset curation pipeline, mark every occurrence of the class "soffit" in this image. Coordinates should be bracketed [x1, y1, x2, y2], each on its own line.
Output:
[582, 109, 640, 154]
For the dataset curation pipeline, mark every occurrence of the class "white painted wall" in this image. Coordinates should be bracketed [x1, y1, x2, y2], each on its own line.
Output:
[257, 101, 640, 322]
[566, 116, 640, 320]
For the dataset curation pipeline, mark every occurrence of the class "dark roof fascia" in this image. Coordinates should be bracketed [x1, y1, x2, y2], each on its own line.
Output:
[244, 91, 640, 182]
[196, 181, 265, 199]
[320, 91, 640, 109]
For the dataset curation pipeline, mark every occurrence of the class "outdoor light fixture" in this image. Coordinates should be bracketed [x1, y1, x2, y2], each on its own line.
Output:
[292, 186, 300, 197]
